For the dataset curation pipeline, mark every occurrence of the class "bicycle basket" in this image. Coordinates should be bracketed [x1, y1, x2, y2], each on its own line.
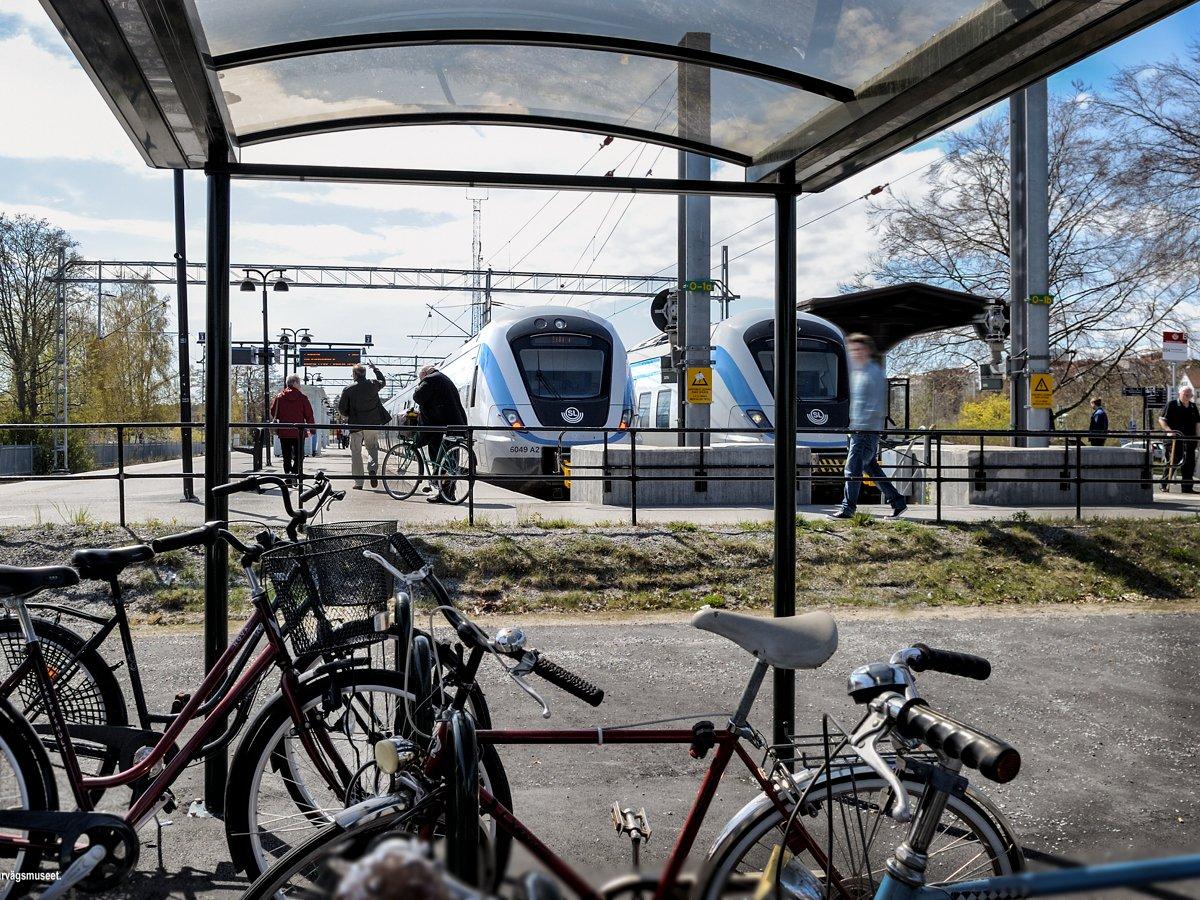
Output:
[259, 534, 397, 657]
[307, 520, 398, 539]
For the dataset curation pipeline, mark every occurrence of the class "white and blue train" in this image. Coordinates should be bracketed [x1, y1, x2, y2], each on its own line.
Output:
[627, 310, 849, 447]
[387, 306, 632, 482]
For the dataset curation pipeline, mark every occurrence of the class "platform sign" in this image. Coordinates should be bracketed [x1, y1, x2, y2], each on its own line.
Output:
[1163, 331, 1189, 362]
[231, 347, 275, 365]
[299, 348, 361, 367]
[686, 367, 713, 404]
[1030, 373, 1054, 409]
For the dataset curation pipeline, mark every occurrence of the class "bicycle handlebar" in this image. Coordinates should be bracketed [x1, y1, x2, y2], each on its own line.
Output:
[149, 521, 224, 554]
[528, 654, 605, 707]
[883, 695, 1021, 783]
[907, 644, 991, 681]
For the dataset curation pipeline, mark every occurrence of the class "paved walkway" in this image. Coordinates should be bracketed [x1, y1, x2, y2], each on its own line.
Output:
[3, 448, 1200, 526]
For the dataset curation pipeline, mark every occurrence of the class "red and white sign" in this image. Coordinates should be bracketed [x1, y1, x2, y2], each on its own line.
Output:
[1163, 331, 1189, 362]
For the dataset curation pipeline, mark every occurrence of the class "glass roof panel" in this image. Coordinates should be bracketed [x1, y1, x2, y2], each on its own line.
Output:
[217, 46, 835, 161]
[192, 0, 982, 90]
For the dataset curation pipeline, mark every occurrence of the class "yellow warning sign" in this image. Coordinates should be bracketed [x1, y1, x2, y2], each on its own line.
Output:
[1030, 373, 1054, 409]
[686, 367, 713, 404]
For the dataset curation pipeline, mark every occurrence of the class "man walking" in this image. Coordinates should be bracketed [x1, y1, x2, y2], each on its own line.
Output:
[338, 363, 388, 490]
[270, 374, 315, 480]
[830, 333, 907, 519]
[413, 365, 468, 503]
[1158, 385, 1200, 493]
[1088, 398, 1109, 447]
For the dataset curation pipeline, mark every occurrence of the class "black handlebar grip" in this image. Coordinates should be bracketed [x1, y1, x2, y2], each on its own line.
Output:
[300, 479, 326, 503]
[531, 656, 605, 707]
[150, 521, 224, 553]
[894, 699, 1020, 783]
[211, 476, 261, 497]
[910, 643, 991, 681]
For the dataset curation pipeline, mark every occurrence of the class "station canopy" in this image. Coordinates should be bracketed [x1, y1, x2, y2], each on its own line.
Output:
[801, 283, 992, 355]
[42, 0, 1189, 187]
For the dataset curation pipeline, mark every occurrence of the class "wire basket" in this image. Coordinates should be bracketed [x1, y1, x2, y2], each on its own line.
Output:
[307, 520, 398, 539]
[259, 533, 397, 658]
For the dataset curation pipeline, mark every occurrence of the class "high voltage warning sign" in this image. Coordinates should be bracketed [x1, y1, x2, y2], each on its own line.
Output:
[1030, 373, 1054, 409]
[687, 367, 713, 404]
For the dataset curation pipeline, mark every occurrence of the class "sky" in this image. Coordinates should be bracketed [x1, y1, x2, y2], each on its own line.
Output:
[3, 0, 1200, 388]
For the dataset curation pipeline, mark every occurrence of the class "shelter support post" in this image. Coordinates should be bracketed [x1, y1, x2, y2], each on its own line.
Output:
[174, 170, 197, 501]
[1024, 80, 1051, 446]
[1008, 92, 1028, 447]
[773, 176, 798, 763]
[204, 171, 232, 811]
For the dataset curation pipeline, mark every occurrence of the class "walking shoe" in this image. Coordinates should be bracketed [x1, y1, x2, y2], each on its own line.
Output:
[368, 464, 378, 488]
[426, 494, 446, 504]
[889, 498, 908, 518]
[353, 484, 364, 491]
[828, 507, 855, 519]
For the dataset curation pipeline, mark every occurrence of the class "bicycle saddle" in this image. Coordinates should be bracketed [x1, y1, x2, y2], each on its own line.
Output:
[690, 607, 838, 670]
[0, 564, 80, 599]
[71, 544, 154, 582]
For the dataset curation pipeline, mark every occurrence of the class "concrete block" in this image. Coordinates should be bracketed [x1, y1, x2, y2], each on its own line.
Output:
[570, 443, 812, 507]
[934, 445, 1151, 506]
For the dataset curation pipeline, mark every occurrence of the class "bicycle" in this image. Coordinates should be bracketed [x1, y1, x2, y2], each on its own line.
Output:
[380, 427, 475, 505]
[0, 471, 346, 785]
[243, 580, 1023, 900]
[0, 512, 434, 895]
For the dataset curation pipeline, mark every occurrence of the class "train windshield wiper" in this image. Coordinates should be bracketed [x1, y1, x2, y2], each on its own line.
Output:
[535, 370, 562, 401]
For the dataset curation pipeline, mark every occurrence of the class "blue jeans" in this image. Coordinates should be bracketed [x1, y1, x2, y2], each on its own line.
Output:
[841, 432, 902, 511]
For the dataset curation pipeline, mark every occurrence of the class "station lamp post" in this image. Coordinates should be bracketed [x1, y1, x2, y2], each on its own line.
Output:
[240, 268, 289, 464]
[278, 327, 312, 385]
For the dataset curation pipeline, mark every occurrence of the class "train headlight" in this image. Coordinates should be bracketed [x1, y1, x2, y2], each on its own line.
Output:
[746, 409, 772, 429]
[553, 318, 567, 330]
[502, 408, 525, 429]
[535, 318, 547, 329]
[619, 407, 633, 430]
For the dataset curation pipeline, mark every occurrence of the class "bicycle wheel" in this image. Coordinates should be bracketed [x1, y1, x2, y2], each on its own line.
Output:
[695, 771, 1023, 900]
[444, 710, 481, 887]
[0, 616, 128, 783]
[435, 442, 474, 505]
[225, 667, 511, 887]
[0, 700, 60, 897]
[381, 444, 424, 501]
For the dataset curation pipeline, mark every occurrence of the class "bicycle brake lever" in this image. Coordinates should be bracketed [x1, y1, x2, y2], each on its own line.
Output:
[849, 707, 913, 823]
[507, 670, 551, 719]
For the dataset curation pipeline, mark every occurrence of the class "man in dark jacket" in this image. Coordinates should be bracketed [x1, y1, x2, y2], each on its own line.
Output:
[414, 365, 467, 503]
[1088, 397, 1109, 447]
[338, 363, 387, 489]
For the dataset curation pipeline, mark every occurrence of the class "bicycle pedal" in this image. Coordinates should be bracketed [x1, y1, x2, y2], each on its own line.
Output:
[169, 692, 191, 716]
[611, 803, 651, 843]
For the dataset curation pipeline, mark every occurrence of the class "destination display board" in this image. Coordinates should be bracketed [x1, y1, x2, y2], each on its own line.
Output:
[298, 348, 361, 367]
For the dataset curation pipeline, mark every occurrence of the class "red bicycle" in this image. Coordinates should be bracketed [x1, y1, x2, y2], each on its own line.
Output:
[243, 569, 1024, 900]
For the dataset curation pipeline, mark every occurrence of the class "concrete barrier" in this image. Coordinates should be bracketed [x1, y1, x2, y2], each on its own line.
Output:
[934, 445, 1151, 506]
[570, 444, 812, 506]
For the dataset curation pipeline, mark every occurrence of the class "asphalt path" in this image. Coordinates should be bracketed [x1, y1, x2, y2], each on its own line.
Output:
[64, 608, 1200, 898]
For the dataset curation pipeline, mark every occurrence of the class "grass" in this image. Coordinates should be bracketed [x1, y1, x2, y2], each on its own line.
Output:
[3, 517, 1200, 623]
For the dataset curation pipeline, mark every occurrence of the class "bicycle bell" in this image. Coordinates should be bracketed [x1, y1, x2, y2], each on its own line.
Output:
[847, 661, 913, 704]
[495, 626, 527, 652]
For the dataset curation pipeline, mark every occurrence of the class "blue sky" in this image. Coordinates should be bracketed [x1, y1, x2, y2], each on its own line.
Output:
[2, 0, 1198, 381]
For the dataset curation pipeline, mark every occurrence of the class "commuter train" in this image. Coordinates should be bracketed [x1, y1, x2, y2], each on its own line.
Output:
[628, 310, 849, 447]
[387, 306, 632, 484]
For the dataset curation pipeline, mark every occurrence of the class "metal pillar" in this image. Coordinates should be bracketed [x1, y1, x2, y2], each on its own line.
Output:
[261, 282, 271, 463]
[174, 170, 197, 501]
[1025, 80, 1051, 445]
[54, 247, 69, 473]
[203, 171, 232, 811]
[772, 175, 798, 758]
[679, 32, 712, 446]
[1008, 92, 1028, 446]
[95, 260, 103, 337]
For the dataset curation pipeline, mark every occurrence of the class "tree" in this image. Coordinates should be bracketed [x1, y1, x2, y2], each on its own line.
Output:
[0, 215, 78, 421]
[853, 95, 1199, 416]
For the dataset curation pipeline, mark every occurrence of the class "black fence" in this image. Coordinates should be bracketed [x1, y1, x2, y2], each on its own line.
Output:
[0, 420, 1179, 527]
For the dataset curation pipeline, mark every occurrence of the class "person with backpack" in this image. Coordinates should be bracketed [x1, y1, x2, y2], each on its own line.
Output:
[337, 363, 389, 490]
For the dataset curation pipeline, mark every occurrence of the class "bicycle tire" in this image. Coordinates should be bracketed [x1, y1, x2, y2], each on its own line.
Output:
[0, 616, 128, 789]
[225, 667, 512, 888]
[693, 770, 1023, 900]
[0, 698, 60, 897]
[444, 710, 481, 887]
[381, 444, 424, 502]
[436, 442, 474, 505]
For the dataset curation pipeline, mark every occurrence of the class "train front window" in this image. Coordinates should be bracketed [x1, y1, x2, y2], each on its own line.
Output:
[514, 333, 609, 400]
[750, 337, 840, 401]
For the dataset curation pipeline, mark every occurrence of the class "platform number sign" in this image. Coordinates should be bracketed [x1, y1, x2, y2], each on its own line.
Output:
[1163, 331, 1189, 363]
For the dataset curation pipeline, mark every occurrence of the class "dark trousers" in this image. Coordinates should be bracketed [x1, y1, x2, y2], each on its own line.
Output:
[280, 437, 304, 475]
[1088, 435, 1106, 447]
[1168, 438, 1196, 490]
[841, 432, 902, 511]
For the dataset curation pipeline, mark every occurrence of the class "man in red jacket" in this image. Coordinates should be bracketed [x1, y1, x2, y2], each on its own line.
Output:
[270, 374, 315, 480]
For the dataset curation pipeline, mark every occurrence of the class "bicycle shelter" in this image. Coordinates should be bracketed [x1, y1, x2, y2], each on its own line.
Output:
[37, 0, 1189, 808]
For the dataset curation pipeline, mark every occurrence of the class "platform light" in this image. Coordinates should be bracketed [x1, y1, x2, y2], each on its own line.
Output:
[239, 278, 255, 292]
[502, 408, 525, 428]
[272, 278, 289, 292]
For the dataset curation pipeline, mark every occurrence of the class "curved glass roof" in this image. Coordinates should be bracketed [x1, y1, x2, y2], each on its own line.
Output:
[41, 0, 1192, 184]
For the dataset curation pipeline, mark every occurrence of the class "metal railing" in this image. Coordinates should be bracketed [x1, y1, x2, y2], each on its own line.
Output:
[0, 420, 1179, 527]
